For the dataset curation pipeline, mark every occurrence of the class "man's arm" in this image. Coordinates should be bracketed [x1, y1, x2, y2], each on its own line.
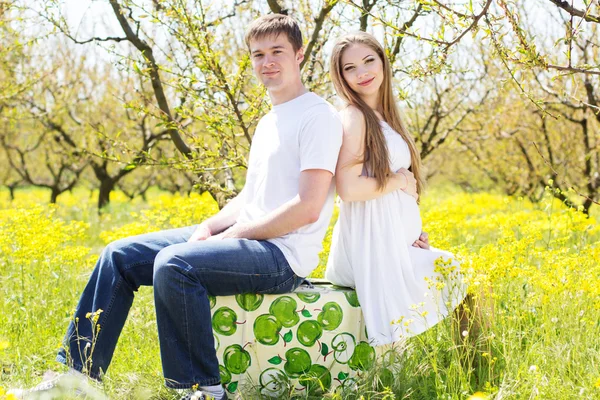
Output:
[188, 191, 245, 242]
[217, 169, 333, 240]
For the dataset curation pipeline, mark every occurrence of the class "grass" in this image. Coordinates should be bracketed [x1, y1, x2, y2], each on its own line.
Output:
[0, 185, 599, 399]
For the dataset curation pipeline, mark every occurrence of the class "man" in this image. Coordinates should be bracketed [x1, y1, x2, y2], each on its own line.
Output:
[12, 14, 343, 400]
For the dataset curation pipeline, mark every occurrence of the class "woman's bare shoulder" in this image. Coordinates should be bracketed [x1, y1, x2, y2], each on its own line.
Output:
[339, 105, 365, 137]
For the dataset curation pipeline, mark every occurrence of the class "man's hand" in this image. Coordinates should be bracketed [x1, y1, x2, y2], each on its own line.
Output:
[187, 224, 212, 242]
[206, 223, 247, 240]
[220, 224, 247, 239]
[187, 192, 245, 243]
[412, 231, 430, 249]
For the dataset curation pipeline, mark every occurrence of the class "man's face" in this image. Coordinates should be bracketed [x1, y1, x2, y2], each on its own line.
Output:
[249, 34, 303, 92]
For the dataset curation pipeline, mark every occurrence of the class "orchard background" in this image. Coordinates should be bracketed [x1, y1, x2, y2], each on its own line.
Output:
[1, 0, 599, 399]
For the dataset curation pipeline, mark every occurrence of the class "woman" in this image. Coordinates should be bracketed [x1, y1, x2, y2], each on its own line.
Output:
[325, 32, 466, 346]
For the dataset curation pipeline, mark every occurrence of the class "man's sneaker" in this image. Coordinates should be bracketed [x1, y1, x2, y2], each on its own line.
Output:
[8, 369, 106, 399]
[179, 390, 228, 400]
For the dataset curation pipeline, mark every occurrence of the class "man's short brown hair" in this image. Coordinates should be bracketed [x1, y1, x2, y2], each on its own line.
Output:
[245, 14, 303, 53]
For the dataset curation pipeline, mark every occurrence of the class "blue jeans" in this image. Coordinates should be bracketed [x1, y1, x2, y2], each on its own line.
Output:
[56, 225, 303, 388]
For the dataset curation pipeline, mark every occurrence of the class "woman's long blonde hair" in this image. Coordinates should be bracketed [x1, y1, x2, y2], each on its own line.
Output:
[330, 32, 424, 195]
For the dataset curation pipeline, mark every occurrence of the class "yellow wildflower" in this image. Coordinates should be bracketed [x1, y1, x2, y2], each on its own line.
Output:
[467, 392, 488, 400]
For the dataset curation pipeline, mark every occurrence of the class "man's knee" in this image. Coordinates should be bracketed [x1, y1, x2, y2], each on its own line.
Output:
[97, 240, 131, 275]
[101, 236, 139, 264]
[153, 245, 186, 288]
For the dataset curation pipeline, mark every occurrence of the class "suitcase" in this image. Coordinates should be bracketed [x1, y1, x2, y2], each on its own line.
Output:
[210, 279, 375, 396]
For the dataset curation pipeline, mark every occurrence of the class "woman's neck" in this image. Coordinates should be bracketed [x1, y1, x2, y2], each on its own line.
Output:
[363, 93, 378, 109]
[360, 93, 381, 119]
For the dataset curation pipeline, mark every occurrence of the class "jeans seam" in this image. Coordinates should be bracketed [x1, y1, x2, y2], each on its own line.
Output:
[122, 259, 152, 271]
[268, 242, 282, 272]
[117, 260, 154, 292]
[257, 274, 295, 294]
[265, 241, 289, 271]
[192, 268, 286, 279]
[88, 275, 123, 373]
[165, 379, 221, 389]
[180, 270, 194, 378]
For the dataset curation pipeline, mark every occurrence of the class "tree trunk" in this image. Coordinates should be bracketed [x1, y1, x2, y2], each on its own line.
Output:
[582, 198, 592, 216]
[359, 14, 368, 31]
[50, 187, 59, 203]
[98, 178, 115, 210]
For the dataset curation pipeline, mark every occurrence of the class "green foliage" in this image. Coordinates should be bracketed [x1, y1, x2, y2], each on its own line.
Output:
[3, 0, 599, 211]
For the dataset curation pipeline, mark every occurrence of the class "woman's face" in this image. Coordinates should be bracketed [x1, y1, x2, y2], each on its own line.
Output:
[340, 43, 384, 100]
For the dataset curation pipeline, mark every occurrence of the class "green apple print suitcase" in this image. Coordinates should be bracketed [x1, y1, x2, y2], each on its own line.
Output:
[210, 279, 375, 397]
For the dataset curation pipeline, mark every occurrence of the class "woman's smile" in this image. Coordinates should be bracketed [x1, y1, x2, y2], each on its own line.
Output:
[358, 76, 375, 86]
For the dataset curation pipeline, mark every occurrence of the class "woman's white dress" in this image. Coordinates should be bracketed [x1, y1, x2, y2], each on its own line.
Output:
[326, 121, 466, 346]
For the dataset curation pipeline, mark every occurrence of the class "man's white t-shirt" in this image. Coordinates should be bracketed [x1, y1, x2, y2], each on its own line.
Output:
[237, 92, 343, 278]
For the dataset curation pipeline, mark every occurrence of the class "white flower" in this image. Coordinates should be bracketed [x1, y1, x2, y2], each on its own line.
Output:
[190, 391, 203, 400]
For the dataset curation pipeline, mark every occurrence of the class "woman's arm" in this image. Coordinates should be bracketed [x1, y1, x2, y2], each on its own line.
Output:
[335, 106, 409, 202]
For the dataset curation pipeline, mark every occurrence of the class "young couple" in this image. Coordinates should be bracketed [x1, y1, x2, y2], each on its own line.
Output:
[12, 13, 465, 400]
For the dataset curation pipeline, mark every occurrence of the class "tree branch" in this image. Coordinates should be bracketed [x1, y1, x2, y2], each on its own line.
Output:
[267, 0, 286, 15]
[431, 0, 470, 19]
[390, 3, 423, 64]
[301, 0, 339, 71]
[533, 141, 600, 209]
[444, 0, 493, 49]
[359, 0, 377, 32]
[108, 0, 193, 158]
[546, 0, 600, 23]
[547, 63, 600, 75]
[66, 35, 128, 45]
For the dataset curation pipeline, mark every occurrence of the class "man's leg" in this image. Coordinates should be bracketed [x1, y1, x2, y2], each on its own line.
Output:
[153, 239, 301, 389]
[56, 225, 197, 379]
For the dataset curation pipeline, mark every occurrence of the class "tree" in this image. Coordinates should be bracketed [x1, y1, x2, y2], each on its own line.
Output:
[0, 124, 86, 203]
[446, 1, 600, 212]
[39, 0, 344, 208]
[20, 0, 596, 212]
[13, 37, 179, 209]
[0, 0, 52, 198]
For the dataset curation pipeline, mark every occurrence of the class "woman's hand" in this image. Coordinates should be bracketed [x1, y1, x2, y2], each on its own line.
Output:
[412, 231, 430, 249]
[395, 168, 418, 201]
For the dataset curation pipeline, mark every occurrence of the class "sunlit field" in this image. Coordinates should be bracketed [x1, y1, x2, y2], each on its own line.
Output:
[1, 187, 599, 399]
